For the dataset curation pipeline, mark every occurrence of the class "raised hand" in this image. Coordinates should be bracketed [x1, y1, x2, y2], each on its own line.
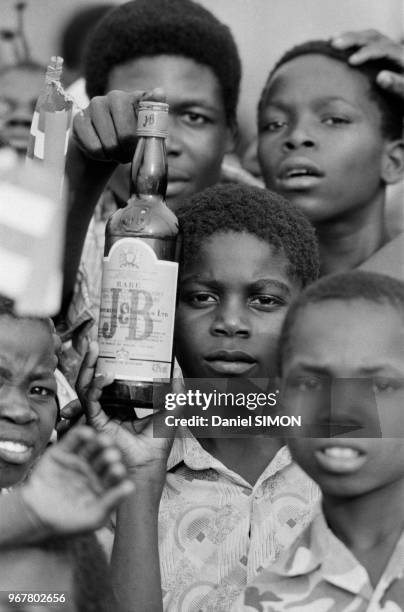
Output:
[20, 425, 134, 536]
[72, 88, 166, 165]
[331, 29, 404, 99]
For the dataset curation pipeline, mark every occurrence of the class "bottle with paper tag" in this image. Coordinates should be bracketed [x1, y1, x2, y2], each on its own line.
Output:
[97, 101, 179, 416]
[26, 56, 72, 194]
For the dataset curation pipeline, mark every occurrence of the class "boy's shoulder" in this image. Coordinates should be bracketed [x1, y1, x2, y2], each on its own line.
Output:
[234, 509, 404, 612]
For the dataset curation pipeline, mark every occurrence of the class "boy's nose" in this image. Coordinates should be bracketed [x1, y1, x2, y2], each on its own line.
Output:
[283, 122, 315, 151]
[211, 302, 251, 337]
[0, 389, 36, 424]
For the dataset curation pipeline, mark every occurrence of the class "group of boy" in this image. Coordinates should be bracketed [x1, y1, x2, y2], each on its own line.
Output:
[1, 0, 404, 611]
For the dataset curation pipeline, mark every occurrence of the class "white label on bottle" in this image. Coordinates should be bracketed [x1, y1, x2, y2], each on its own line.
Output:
[97, 237, 178, 382]
[30, 112, 45, 159]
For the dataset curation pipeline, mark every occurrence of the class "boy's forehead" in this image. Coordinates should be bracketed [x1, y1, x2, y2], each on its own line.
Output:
[286, 299, 404, 369]
[182, 231, 299, 289]
[108, 55, 225, 111]
[263, 54, 376, 111]
[0, 316, 56, 368]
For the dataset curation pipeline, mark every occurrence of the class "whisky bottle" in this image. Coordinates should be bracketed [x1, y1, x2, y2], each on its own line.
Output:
[97, 101, 179, 417]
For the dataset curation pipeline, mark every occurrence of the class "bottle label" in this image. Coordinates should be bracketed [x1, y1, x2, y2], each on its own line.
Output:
[136, 105, 168, 138]
[98, 237, 178, 382]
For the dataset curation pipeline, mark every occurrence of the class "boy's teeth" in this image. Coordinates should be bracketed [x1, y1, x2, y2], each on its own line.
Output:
[323, 447, 359, 459]
[0, 441, 29, 453]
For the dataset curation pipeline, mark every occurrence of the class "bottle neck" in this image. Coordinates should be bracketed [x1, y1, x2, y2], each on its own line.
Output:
[45, 56, 63, 84]
[130, 136, 167, 201]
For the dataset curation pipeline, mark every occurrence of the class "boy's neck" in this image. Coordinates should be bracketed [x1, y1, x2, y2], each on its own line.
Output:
[315, 195, 388, 275]
[194, 435, 284, 486]
[322, 479, 404, 586]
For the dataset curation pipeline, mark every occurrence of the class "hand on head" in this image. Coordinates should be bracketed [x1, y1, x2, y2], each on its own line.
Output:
[331, 29, 404, 99]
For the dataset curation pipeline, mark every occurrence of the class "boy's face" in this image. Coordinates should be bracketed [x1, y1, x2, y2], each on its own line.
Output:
[0, 67, 44, 155]
[175, 231, 301, 379]
[282, 299, 404, 498]
[258, 55, 388, 224]
[0, 316, 58, 488]
[108, 55, 234, 211]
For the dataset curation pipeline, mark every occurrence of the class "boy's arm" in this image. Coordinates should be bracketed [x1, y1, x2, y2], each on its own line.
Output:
[62, 88, 166, 313]
[111, 473, 164, 612]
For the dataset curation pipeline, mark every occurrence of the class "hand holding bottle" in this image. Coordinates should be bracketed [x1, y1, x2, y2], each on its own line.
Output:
[75, 341, 180, 491]
[72, 88, 166, 165]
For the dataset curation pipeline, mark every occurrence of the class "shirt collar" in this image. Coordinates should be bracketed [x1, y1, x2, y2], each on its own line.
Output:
[167, 426, 292, 487]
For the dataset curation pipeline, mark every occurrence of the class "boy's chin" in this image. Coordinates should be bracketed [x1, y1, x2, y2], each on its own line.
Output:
[0, 462, 33, 489]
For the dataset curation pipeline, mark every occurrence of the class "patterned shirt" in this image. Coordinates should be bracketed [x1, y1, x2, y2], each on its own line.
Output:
[233, 509, 404, 612]
[160, 431, 320, 611]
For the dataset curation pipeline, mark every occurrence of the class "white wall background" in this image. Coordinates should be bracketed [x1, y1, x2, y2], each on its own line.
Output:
[1, 0, 403, 146]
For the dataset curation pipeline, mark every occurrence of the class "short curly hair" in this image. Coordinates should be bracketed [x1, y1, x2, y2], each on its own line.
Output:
[176, 183, 320, 288]
[84, 0, 241, 125]
[278, 270, 404, 373]
[258, 39, 404, 140]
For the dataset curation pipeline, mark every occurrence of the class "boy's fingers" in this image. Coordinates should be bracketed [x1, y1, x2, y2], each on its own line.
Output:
[99, 480, 135, 511]
[348, 43, 403, 67]
[60, 398, 83, 420]
[55, 425, 96, 454]
[377, 71, 404, 98]
[331, 29, 384, 49]
[76, 341, 99, 393]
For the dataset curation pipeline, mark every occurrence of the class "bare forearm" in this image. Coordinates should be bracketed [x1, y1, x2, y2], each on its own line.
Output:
[111, 481, 163, 612]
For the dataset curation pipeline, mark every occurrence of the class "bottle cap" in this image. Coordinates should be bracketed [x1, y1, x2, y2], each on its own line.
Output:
[136, 101, 169, 138]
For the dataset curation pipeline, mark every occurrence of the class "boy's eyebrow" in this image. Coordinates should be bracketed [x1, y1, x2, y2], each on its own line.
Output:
[287, 363, 404, 377]
[180, 275, 291, 294]
[263, 95, 358, 111]
[173, 99, 223, 115]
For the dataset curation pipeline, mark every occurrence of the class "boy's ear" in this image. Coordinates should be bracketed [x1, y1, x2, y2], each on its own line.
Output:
[381, 139, 404, 184]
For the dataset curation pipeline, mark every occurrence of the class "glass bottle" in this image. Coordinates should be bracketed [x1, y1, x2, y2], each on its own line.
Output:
[26, 56, 72, 183]
[97, 101, 179, 418]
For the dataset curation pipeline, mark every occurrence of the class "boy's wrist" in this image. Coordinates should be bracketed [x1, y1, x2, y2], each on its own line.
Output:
[0, 488, 52, 546]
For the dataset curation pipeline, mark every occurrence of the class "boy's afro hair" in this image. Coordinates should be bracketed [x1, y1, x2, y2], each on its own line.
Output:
[84, 0, 241, 124]
[176, 183, 320, 288]
[278, 270, 404, 372]
[258, 39, 404, 139]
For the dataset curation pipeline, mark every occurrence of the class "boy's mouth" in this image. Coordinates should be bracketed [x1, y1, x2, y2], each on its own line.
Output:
[315, 444, 367, 474]
[0, 440, 34, 465]
[277, 159, 323, 190]
[204, 350, 256, 376]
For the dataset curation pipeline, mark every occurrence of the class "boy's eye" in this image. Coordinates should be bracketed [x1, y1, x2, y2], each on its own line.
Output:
[30, 386, 56, 398]
[249, 295, 285, 310]
[322, 116, 350, 126]
[372, 378, 401, 393]
[184, 292, 218, 308]
[288, 375, 327, 392]
[181, 112, 208, 126]
[259, 119, 286, 133]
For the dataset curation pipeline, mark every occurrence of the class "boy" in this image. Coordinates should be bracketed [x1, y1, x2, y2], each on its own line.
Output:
[0, 298, 133, 610]
[62, 0, 241, 323]
[71, 184, 321, 610]
[235, 271, 404, 610]
[257, 40, 404, 278]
